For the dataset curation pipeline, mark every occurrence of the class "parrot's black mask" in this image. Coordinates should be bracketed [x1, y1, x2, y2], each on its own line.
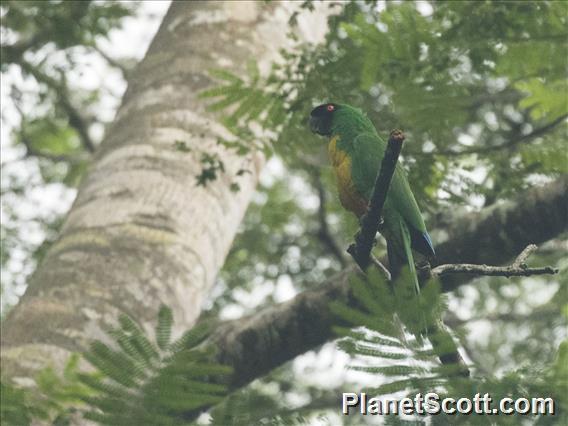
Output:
[309, 103, 338, 136]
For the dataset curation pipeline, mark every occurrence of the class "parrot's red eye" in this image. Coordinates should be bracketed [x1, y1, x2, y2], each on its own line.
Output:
[327, 104, 335, 112]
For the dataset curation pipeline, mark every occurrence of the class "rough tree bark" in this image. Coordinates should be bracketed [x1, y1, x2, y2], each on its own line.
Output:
[1, 1, 329, 385]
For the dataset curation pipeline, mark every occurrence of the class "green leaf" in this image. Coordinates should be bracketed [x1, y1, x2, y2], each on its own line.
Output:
[156, 305, 173, 350]
[516, 78, 568, 120]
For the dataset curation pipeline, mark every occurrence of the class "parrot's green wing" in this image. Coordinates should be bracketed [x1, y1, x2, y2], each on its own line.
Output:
[350, 132, 384, 200]
[390, 168, 427, 231]
[389, 163, 435, 258]
[350, 133, 435, 259]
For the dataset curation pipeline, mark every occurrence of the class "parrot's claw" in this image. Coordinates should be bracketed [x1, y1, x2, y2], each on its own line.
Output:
[389, 129, 405, 143]
[358, 214, 384, 231]
[416, 260, 432, 281]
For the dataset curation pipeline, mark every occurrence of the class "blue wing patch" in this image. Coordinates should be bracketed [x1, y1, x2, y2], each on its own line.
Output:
[422, 232, 435, 257]
[410, 228, 435, 258]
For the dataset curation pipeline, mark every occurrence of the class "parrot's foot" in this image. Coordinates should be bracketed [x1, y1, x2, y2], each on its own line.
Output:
[358, 214, 384, 230]
[351, 231, 378, 249]
[389, 129, 405, 143]
[358, 214, 383, 247]
[416, 260, 432, 282]
[358, 213, 367, 228]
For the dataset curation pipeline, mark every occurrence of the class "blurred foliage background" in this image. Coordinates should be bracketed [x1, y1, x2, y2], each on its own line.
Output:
[1, 1, 567, 424]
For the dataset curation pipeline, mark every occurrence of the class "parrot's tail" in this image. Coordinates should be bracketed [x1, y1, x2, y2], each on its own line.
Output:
[387, 220, 420, 294]
[387, 221, 470, 377]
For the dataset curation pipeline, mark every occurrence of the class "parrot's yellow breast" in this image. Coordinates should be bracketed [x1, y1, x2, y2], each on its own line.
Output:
[328, 136, 368, 217]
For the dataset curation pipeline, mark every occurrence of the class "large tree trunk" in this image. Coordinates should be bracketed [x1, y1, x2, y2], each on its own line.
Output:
[1, 1, 328, 385]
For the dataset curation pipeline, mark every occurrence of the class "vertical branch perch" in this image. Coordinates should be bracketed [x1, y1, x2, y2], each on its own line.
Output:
[347, 130, 405, 270]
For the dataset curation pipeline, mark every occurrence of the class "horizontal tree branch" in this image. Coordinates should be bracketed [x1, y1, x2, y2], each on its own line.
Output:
[422, 113, 567, 157]
[436, 175, 568, 292]
[418, 243, 558, 375]
[208, 176, 567, 391]
[432, 244, 559, 278]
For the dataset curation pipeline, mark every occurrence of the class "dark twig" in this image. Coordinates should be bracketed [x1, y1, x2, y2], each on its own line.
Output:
[432, 244, 558, 278]
[90, 44, 130, 79]
[347, 129, 405, 270]
[19, 60, 96, 153]
[422, 114, 567, 157]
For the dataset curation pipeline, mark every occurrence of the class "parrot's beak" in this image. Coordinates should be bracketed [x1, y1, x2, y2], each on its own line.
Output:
[309, 115, 319, 133]
[309, 116, 326, 135]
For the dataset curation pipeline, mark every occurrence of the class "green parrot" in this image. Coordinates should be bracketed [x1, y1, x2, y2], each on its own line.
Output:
[309, 103, 434, 290]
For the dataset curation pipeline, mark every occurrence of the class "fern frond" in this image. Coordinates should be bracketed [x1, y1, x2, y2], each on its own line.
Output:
[117, 314, 160, 362]
[208, 68, 244, 84]
[170, 320, 211, 351]
[349, 365, 429, 376]
[156, 305, 173, 350]
[333, 269, 462, 402]
[77, 304, 231, 424]
[338, 340, 409, 360]
[76, 374, 131, 400]
[83, 341, 145, 388]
